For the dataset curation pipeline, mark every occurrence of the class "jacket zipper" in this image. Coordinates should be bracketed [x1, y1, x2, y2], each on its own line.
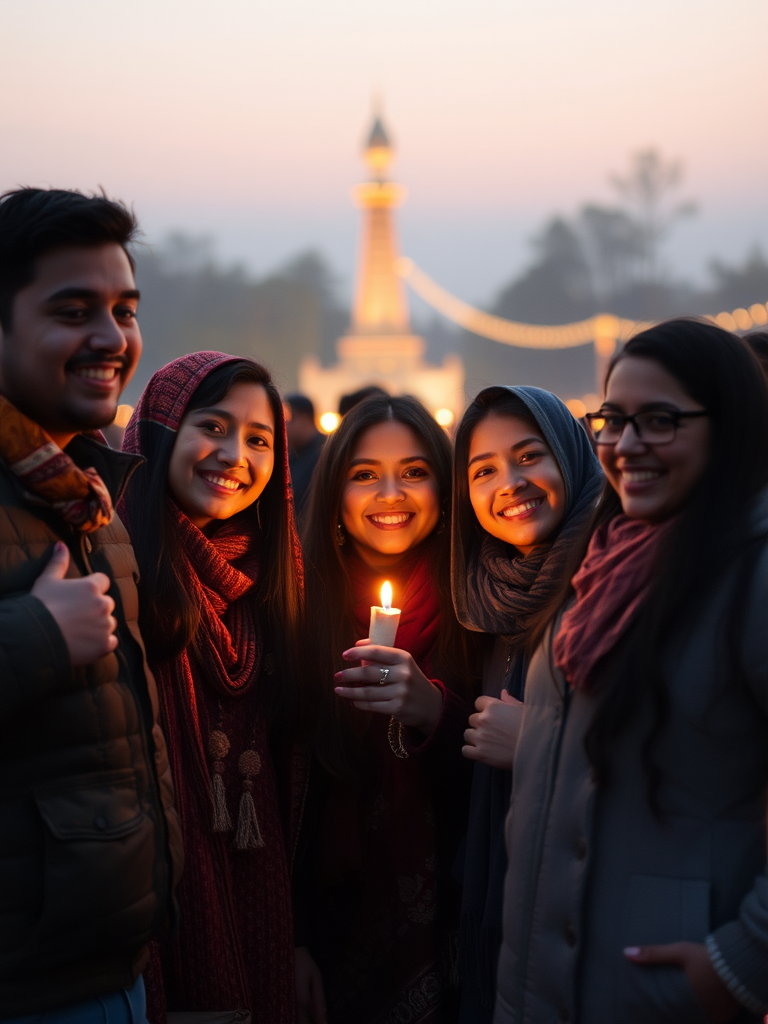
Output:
[79, 527, 171, 923]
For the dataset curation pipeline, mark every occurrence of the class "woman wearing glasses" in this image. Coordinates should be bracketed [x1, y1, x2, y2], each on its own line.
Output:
[495, 320, 768, 1024]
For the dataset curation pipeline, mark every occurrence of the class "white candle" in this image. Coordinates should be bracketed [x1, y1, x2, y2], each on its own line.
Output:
[368, 580, 401, 648]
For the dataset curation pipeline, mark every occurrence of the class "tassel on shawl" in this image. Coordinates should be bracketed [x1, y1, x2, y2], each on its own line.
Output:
[235, 749, 265, 850]
[208, 729, 233, 832]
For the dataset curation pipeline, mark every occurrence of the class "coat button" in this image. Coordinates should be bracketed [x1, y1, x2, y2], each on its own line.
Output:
[565, 924, 577, 947]
[94, 815, 108, 830]
[575, 837, 587, 859]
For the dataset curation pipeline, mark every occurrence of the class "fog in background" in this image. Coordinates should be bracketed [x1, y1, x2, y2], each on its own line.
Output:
[127, 147, 768, 406]
[2, 0, 766, 404]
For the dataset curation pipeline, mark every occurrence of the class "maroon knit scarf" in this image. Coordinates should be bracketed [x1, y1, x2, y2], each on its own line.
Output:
[349, 547, 441, 664]
[554, 514, 671, 693]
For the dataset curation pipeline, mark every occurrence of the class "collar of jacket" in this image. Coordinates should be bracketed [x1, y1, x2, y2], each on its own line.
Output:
[2, 433, 145, 511]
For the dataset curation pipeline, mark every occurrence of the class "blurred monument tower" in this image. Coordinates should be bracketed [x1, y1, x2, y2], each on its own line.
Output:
[299, 111, 464, 423]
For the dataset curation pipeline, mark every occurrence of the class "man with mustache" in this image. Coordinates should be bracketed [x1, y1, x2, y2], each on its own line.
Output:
[0, 188, 182, 1024]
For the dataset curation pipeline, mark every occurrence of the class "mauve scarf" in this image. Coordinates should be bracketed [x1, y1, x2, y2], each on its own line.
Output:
[554, 514, 671, 692]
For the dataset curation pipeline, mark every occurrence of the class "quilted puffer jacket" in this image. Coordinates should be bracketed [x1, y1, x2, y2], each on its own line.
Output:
[0, 435, 183, 1016]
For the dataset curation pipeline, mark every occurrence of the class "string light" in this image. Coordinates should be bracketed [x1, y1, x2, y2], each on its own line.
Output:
[395, 257, 768, 350]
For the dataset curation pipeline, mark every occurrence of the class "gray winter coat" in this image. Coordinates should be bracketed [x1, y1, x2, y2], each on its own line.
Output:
[494, 507, 768, 1024]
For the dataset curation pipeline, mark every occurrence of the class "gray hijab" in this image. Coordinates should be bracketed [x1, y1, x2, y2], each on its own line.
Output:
[451, 385, 604, 640]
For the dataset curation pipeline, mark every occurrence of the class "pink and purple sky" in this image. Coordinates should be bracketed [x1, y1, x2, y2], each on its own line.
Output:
[1, 0, 766, 307]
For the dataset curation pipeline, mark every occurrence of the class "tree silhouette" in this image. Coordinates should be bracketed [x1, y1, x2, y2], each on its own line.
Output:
[610, 149, 697, 286]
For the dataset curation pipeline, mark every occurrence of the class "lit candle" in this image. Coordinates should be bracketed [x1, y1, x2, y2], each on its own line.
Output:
[368, 581, 401, 648]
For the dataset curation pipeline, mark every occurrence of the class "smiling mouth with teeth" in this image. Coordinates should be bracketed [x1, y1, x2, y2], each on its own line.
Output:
[200, 472, 243, 492]
[72, 365, 120, 381]
[500, 498, 543, 518]
[368, 512, 414, 526]
[622, 470, 662, 482]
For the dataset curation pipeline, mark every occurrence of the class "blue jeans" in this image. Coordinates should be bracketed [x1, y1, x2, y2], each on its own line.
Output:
[1, 976, 147, 1024]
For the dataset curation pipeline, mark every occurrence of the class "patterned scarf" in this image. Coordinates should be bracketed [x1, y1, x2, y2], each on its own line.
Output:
[0, 393, 113, 532]
[554, 514, 672, 692]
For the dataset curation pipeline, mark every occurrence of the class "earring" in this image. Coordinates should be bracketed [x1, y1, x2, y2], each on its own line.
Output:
[336, 521, 346, 546]
[436, 509, 446, 535]
[256, 500, 262, 530]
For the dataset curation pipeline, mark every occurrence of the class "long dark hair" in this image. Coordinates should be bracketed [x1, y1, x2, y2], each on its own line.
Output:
[124, 358, 304, 725]
[302, 394, 480, 779]
[547, 319, 768, 789]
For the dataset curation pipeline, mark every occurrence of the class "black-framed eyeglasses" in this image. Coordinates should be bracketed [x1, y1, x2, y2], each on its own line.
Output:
[585, 409, 708, 445]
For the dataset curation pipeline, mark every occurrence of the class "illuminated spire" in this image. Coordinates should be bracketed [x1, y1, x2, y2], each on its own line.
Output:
[364, 114, 393, 180]
[350, 110, 409, 334]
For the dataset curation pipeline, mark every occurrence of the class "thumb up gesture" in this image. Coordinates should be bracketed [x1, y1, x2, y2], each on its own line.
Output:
[462, 689, 524, 770]
[31, 542, 118, 667]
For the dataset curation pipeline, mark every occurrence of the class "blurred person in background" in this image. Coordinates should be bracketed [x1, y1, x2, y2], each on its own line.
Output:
[121, 353, 306, 1024]
[286, 392, 325, 517]
[337, 385, 388, 417]
[450, 385, 602, 1024]
[495, 320, 768, 1024]
[297, 395, 481, 1024]
[0, 187, 182, 1024]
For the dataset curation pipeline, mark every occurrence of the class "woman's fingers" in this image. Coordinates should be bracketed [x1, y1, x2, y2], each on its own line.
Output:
[474, 694, 496, 712]
[463, 726, 479, 746]
[624, 942, 687, 964]
[624, 941, 741, 1024]
[335, 664, 402, 687]
[342, 644, 406, 664]
[335, 683, 400, 702]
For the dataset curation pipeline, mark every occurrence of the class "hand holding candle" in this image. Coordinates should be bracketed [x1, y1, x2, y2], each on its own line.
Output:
[334, 580, 443, 734]
[368, 580, 401, 648]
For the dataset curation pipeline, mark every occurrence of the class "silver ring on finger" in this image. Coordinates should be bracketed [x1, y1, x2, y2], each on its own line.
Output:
[378, 667, 391, 686]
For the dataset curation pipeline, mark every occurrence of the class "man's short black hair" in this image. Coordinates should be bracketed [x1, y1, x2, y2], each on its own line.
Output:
[0, 187, 139, 330]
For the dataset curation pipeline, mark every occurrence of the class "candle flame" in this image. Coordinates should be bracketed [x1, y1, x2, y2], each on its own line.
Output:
[381, 581, 392, 611]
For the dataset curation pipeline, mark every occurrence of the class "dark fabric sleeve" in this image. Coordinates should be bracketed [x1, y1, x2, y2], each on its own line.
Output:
[402, 681, 472, 762]
[0, 593, 71, 722]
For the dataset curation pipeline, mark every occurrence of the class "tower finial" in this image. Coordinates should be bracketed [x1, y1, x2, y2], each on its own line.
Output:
[363, 106, 393, 179]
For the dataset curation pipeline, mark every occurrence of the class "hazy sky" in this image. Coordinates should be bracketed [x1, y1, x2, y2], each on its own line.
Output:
[1, 0, 766, 309]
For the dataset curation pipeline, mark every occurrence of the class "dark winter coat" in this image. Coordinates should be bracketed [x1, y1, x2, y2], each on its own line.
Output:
[0, 436, 183, 1016]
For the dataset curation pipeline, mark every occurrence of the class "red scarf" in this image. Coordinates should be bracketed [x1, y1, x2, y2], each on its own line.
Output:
[349, 547, 441, 666]
[0, 393, 112, 532]
[554, 515, 671, 693]
[120, 353, 303, 1020]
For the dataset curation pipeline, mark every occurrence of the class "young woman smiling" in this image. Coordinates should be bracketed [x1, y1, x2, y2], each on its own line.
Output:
[495, 321, 768, 1024]
[451, 386, 603, 1024]
[120, 352, 306, 1023]
[297, 395, 479, 1024]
